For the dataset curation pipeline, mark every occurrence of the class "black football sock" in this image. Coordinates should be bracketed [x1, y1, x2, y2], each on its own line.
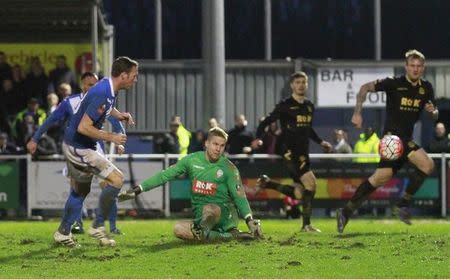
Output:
[302, 190, 315, 227]
[344, 180, 377, 217]
[397, 168, 427, 208]
[264, 181, 298, 199]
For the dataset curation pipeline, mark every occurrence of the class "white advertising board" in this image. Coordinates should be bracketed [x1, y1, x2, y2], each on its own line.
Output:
[316, 67, 394, 107]
[27, 160, 164, 210]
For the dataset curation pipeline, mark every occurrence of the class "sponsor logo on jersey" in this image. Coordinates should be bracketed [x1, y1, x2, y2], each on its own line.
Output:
[192, 179, 217, 195]
[400, 97, 421, 112]
[193, 164, 205, 170]
[216, 169, 223, 178]
[296, 115, 312, 127]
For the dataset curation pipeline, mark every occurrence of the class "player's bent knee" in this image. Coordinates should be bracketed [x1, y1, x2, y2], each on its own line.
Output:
[371, 176, 391, 187]
[173, 222, 194, 240]
[420, 159, 434, 175]
[107, 171, 124, 188]
[202, 204, 221, 223]
[369, 169, 393, 187]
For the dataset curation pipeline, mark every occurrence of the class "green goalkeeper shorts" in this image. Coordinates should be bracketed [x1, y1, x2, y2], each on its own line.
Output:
[193, 203, 240, 232]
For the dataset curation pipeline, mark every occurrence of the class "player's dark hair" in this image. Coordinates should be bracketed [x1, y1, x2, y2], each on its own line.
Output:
[207, 127, 228, 142]
[0, 51, 5, 56]
[80, 71, 98, 81]
[290, 71, 308, 82]
[111, 56, 138, 77]
[405, 49, 425, 63]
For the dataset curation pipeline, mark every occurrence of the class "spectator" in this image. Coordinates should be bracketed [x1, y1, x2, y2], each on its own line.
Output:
[353, 126, 380, 163]
[48, 55, 78, 93]
[258, 119, 281, 154]
[12, 98, 47, 147]
[11, 64, 25, 89]
[57, 82, 72, 100]
[333, 129, 353, 154]
[0, 132, 21, 154]
[188, 129, 206, 153]
[227, 114, 254, 154]
[46, 93, 59, 114]
[171, 115, 191, 159]
[0, 51, 12, 84]
[429, 122, 450, 153]
[1, 79, 27, 116]
[208, 117, 219, 129]
[154, 121, 179, 154]
[24, 56, 49, 107]
[0, 112, 10, 136]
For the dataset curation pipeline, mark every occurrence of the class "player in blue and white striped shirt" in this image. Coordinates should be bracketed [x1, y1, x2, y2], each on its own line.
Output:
[29, 72, 124, 235]
[29, 58, 137, 246]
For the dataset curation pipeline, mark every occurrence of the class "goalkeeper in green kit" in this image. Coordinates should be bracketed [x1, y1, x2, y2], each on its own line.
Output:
[118, 127, 263, 241]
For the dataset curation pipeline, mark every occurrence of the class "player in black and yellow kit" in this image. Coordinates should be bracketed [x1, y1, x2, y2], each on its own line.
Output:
[337, 50, 439, 233]
[254, 71, 332, 232]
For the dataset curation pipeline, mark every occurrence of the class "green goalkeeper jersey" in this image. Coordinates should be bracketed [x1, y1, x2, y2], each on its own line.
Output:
[141, 151, 252, 219]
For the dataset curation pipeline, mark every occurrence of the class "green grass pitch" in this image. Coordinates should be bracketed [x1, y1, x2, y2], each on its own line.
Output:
[0, 219, 449, 278]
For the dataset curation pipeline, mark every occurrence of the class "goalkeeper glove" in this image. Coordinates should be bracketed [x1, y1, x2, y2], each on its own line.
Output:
[245, 216, 263, 239]
[118, 185, 143, 202]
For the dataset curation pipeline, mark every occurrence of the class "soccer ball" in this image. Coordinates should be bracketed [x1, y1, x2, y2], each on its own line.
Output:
[379, 135, 403, 161]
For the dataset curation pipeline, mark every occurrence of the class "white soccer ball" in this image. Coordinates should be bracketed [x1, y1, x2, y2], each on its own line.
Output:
[378, 135, 403, 161]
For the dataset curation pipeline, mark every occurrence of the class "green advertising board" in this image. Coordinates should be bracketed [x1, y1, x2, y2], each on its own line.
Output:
[0, 160, 20, 209]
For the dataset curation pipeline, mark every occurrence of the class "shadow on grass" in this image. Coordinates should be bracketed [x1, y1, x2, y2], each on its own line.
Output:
[148, 240, 191, 252]
[334, 231, 406, 238]
[0, 245, 59, 264]
[147, 238, 253, 252]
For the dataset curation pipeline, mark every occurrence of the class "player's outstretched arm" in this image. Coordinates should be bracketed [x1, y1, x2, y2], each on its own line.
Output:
[118, 156, 189, 202]
[27, 102, 69, 154]
[352, 81, 376, 128]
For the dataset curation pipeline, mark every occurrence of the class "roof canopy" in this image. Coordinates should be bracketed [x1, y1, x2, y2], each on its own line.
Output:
[0, 0, 106, 42]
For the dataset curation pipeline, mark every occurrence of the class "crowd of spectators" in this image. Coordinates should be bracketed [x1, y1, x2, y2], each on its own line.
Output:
[0, 51, 77, 155]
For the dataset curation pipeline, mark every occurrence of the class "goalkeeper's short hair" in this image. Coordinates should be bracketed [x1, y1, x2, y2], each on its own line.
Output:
[207, 127, 228, 142]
